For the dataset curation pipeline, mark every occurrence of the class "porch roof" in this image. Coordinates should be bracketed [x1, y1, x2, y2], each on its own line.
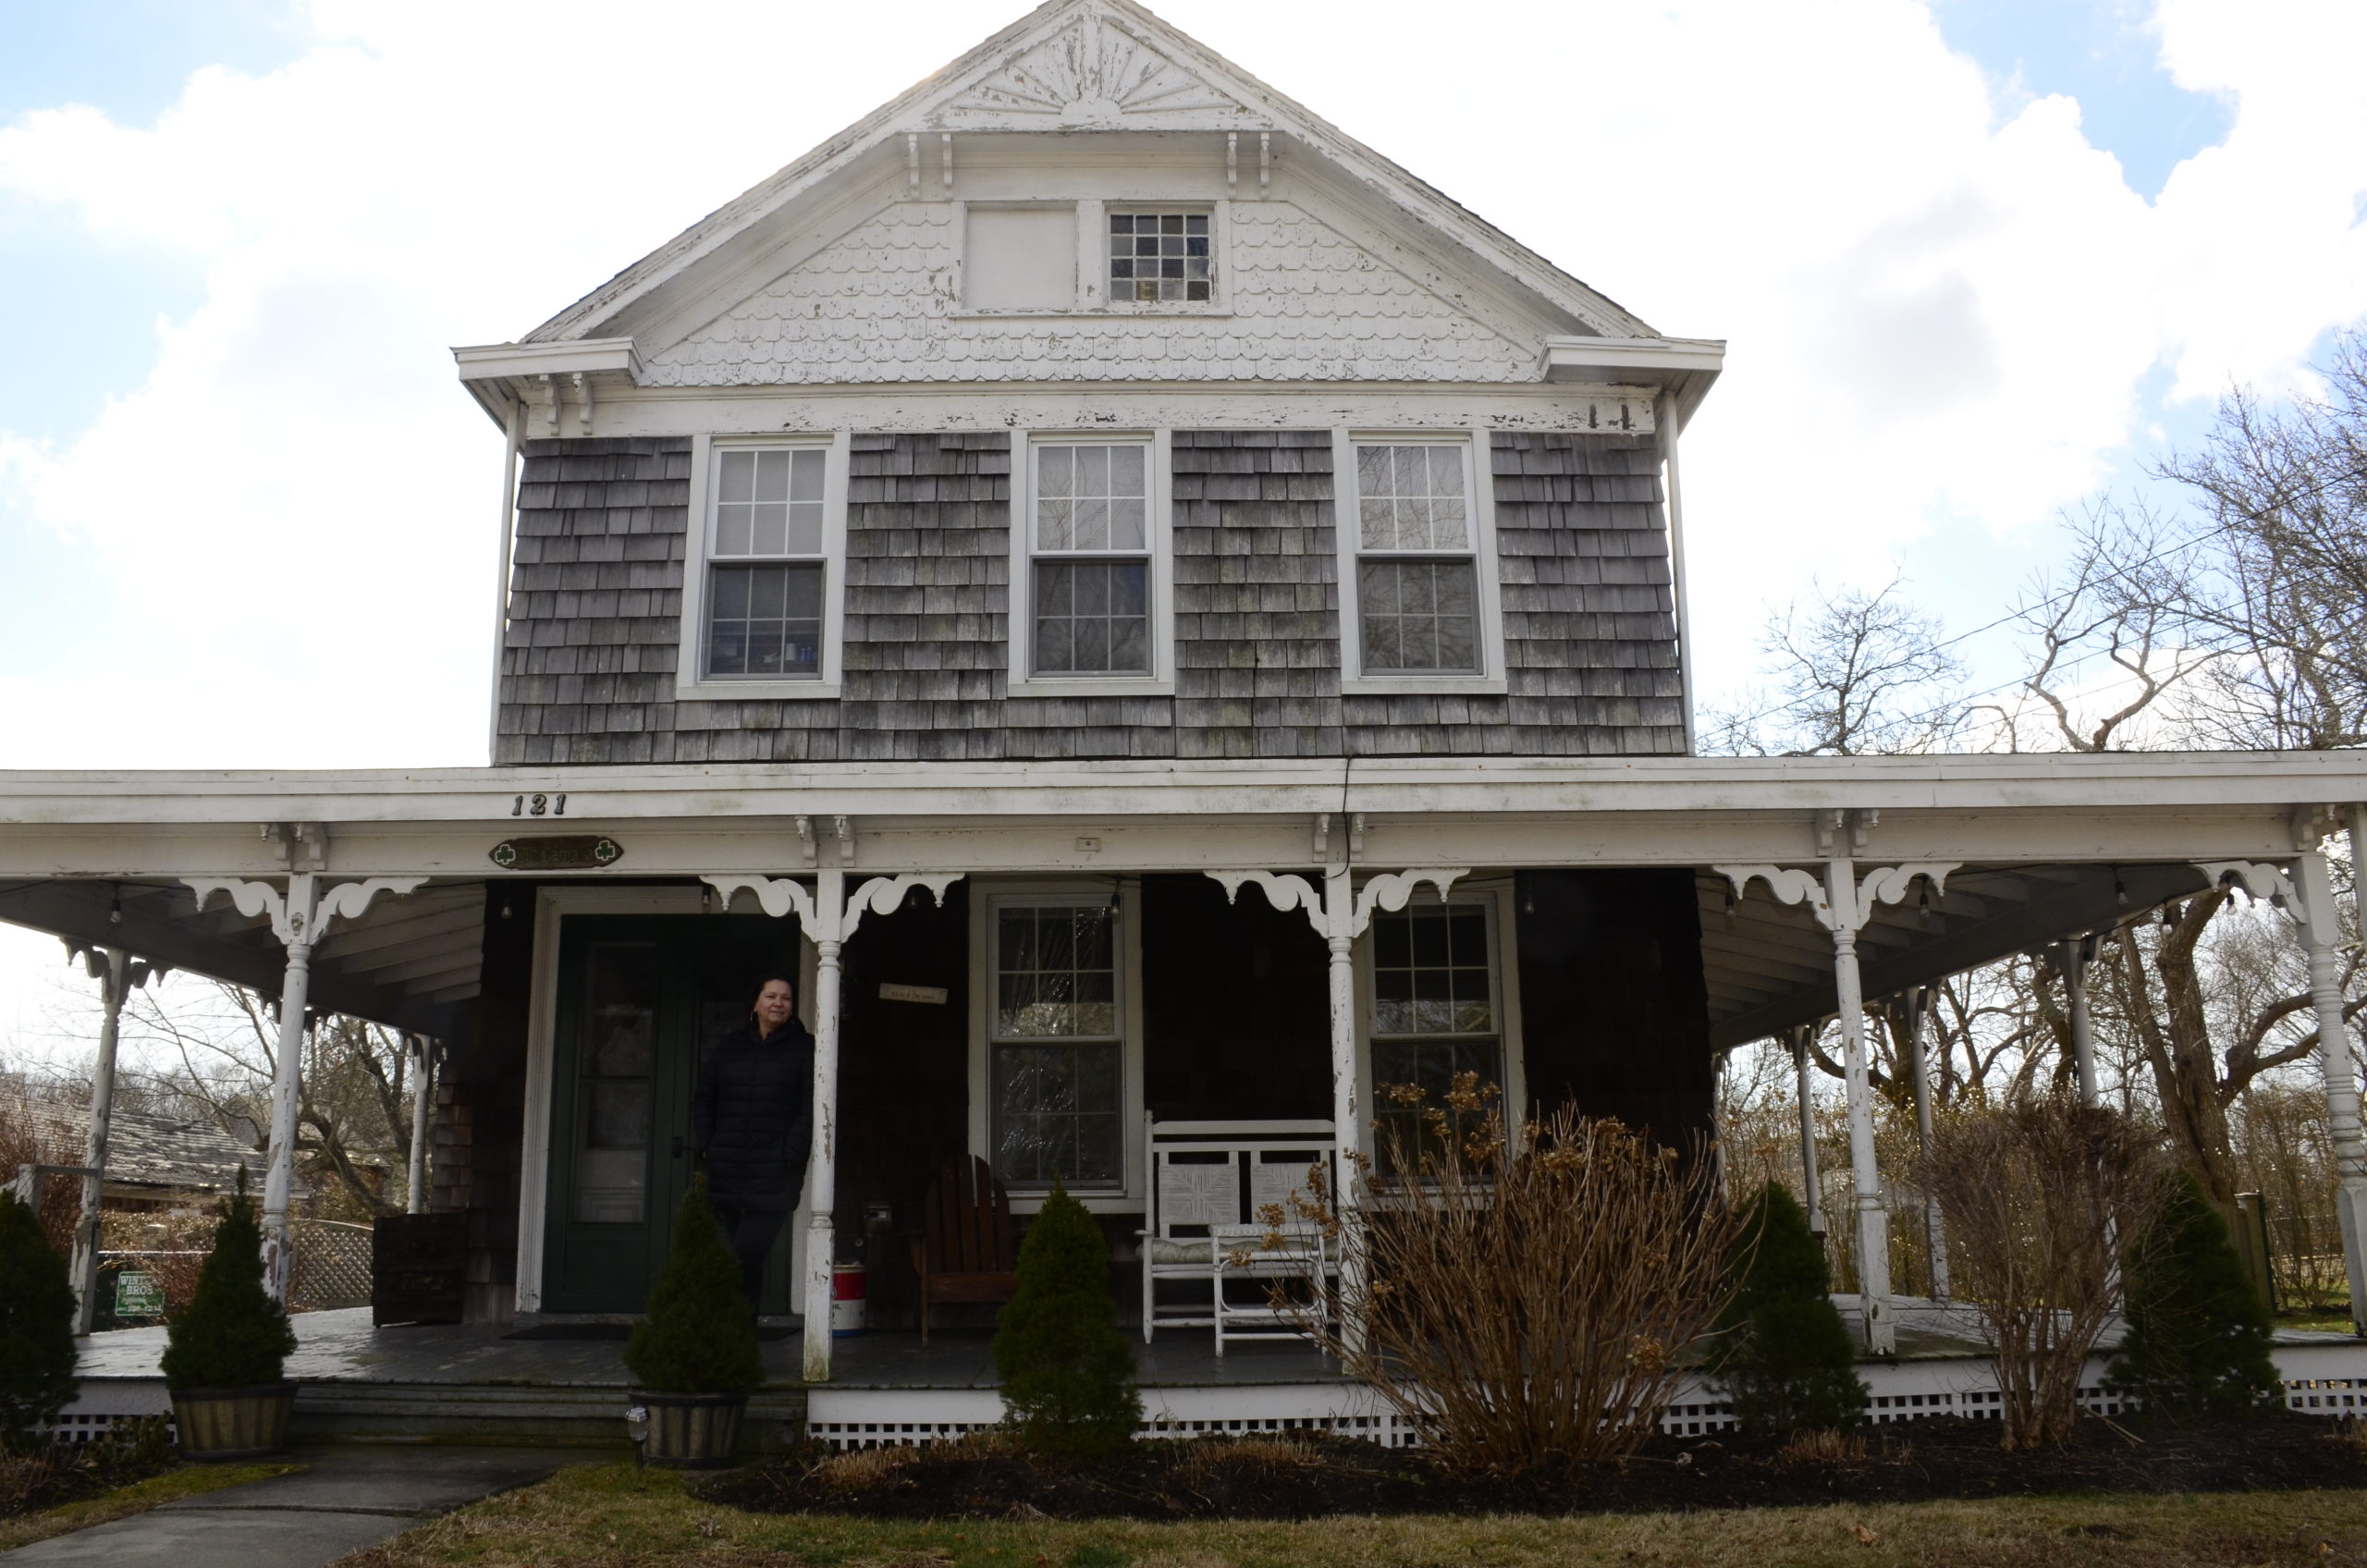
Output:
[1, 750, 2359, 1047]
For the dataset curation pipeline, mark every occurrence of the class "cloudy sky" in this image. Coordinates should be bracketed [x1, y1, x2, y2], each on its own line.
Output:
[3, 0, 2365, 1044]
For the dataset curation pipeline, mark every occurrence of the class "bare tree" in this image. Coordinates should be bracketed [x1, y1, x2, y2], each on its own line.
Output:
[1702, 575, 1968, 757]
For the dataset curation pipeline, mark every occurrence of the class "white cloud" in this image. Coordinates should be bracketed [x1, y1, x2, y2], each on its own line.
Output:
[0, 0, 2360, 773]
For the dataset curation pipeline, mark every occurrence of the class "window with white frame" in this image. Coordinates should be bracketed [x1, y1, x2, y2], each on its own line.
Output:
[1368, 899, 1503, 1168]
[1349, 440, 1483, 675]
[1026, 440, 1153, 677]
[702, 445, 828, 681]
[990, 901, 1127, 1188]
[1109, 210, 1212, 302]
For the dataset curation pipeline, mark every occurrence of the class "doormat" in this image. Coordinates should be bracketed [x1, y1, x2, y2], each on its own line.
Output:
[505, 1323, 798, 1341]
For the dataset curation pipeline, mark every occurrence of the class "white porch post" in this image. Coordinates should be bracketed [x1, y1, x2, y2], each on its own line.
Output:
[69, 947, 132, 1335]
[1210, 864, 1466, 1357]
[2292, 847, 2367, 1333]
[1788, 1024, 1824, 1238]
[186, 869, 424, 1301]
[406, 1035, 435, 1215]
[1720, 854, 1956, 1356]
[2060, 937, 2100, 1106]
[1906, 987, 1947, 1300]
[702, 869, 962, 1383]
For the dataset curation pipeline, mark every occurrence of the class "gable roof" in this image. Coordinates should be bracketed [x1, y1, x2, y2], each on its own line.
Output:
[521, 0, 1660, 351]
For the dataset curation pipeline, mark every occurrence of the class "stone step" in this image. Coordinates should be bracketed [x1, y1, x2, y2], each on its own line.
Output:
[291, 1380, 809, 1449]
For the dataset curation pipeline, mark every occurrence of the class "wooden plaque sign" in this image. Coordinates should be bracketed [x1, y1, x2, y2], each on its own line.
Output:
[489, 835, 623, 872]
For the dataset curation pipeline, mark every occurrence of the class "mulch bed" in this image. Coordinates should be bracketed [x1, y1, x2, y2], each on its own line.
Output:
[705, 1414, 2367, 1521]
[0, 1421, 178, 1520]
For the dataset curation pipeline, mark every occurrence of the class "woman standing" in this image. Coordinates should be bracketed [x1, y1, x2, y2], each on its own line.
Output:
[692, 976, 814, 1317]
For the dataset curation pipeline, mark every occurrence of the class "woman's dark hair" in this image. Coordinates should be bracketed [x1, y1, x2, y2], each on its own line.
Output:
[750, 974, 797, 1011]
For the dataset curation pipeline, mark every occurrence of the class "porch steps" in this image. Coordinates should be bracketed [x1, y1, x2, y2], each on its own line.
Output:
[292, 1380, 809, 1448]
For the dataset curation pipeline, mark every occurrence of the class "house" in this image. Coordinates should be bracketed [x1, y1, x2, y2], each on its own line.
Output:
[5, 0, 2365, 1396]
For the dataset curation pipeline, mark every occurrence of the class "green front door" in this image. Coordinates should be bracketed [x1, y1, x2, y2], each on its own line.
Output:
[542, 913, 803, 1314]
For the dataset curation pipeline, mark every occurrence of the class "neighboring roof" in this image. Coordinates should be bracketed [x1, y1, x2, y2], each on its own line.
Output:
[26, 1100, 297, 1199]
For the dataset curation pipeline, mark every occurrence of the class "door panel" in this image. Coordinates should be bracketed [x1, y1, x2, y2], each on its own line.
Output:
[543, 913, 804, 1314]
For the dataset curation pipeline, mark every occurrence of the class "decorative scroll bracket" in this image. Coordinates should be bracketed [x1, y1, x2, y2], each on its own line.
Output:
[1718, 862, 1957, 937]
[704, 872, 962, 944]
[186, 875, 427, 947]
[1210, 866, 1467, 942]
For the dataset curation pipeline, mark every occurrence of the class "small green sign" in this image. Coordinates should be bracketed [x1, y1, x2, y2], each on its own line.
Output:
[113, 1270, 164, 1318]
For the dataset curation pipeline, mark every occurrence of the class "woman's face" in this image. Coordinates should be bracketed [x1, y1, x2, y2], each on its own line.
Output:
[754, 980, 795, 1032]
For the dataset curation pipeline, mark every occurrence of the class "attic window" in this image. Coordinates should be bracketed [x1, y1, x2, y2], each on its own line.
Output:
[1110, 211, 1211, 303]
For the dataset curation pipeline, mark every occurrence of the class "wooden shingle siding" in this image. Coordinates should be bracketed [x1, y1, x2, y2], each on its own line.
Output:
[493, 431, 1684, 764]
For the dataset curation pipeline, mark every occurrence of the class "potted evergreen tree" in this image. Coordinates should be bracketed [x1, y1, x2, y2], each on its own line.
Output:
[993, 1182, 1141, 1456]
[623, 1183, 764, 1467]
[159, 1171, 299, 1461]
[1712, 1181, 1869, 1433]
[0, 1189, 79, 1452]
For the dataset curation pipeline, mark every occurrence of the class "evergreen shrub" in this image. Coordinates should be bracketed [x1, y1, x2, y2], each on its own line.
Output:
[158, 1174, 296, 1391]
[1713, 1181, 1868, 1433]
[623, 1183, 764, 1397]
[0, 1191, 78, 1451]
[2106, 1170, 2283, 1418]
[993, 1182, 1141, 1456]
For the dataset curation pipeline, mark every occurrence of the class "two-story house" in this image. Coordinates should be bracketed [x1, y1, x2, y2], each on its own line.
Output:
[6, 0, 2366, 1406]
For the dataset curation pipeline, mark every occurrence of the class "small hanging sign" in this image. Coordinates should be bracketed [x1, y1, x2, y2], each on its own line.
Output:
[878, 983, 950, 1006]
[489, 836, 624, 872]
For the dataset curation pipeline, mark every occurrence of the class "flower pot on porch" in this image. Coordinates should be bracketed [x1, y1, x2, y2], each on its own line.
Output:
[171, 1383, 295, 1461]
[630, 1390, 745, 1468]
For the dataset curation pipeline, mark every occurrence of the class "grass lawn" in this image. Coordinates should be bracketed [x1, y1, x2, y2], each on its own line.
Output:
[2283, 1308, 2357, 1334]
[0, 1461, 298, 1554]
[337, 1461, 2367, 1568]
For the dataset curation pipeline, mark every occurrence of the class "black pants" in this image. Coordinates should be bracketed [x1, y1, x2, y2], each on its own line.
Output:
[712, 1203, 790, 1317]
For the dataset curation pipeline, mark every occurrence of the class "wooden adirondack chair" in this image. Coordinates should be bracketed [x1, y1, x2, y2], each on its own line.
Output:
[910, 1155, 1021, 1346]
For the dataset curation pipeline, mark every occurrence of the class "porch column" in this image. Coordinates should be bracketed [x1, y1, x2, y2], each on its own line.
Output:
[69, 947, 147, 1334]
[703, 869, 961, 1382]
[187, 871, 423, 1300]
[1211, 864, 1467, 1355]
[1788, 1024, 1823, 1238]
[2292, 847, 2367, 1333]
[2059, 937, 2100, 1106]
[406, 1035, 435, 1214]
[1720, 856, 1956, 1356]
[1906, 987, 1947, 1300]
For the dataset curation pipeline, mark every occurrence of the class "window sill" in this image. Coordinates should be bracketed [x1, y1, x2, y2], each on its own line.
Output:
[1008, 1189, 1141, 1217]
[673, 678, 842, 702]
[1006, 676, 1175, 700]
[1340, 675, 1509, 698]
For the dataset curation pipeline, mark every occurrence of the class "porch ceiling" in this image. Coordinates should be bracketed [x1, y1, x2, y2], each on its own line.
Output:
[0, 878, 482, 1038]
[1695, 860, 2213, 1050]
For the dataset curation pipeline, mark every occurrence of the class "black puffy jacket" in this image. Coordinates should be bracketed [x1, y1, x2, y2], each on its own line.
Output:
[692, 1017, 815, 1209]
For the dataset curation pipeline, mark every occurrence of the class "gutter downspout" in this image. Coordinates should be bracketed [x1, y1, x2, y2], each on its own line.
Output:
[486, 397, 524, 765]
[1657, 390, 1699, 756]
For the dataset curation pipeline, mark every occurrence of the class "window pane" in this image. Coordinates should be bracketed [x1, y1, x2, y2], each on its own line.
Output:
[715, 447, 827, 560]
[1355, 443, 1471, 554]
[1110, 210, 1215, 302]
[706, 563, 824, 680]
[994, 1041, 1122, 1185]
[1034, 560, 1149, 674]
[1370, 904, 1493, 1036]
[753, 450, 791, 502]
[1372, 1038, 1503, 1173]
[573, 942, 656, 1225]
[749, 502, 789, 556]
[1358, 560, 1479, 674]
[996, 905, 1120, 1039]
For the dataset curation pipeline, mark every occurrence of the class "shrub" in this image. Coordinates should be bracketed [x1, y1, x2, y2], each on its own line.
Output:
[1294, 1081, 1737, 1476]
[1923, 1097, 2169, 1450]
[994, 1182, 1140, 1456]
[1714, 1180, 1868, 1433]
[158, 1174, 296, 1391]
[623, 1183, 763, 1397]
[0, 1192, 77, 1452]
[2106, 1170, 2283, 1418]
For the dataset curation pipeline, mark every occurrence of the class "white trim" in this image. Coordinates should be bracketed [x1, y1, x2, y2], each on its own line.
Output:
[673, 431, 849, 702]
[516, 883, 816, 1317]
[486, 398, 523, 764]
[1332, 426, 1509, 696]
[1353, 880, 1523, 1167]
[1007, 430, 1176, 699]
[966, 877, 1147, 1212]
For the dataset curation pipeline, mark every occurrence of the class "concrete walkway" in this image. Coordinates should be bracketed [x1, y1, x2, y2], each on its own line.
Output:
[2, 1446, 579, 1568]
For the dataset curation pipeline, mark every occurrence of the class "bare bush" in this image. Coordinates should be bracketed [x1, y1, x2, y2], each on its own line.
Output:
[0, 1084, 80, 1257]
[1284, 1079, 1736, 1476]
[1923, 1098, 2170, 1449]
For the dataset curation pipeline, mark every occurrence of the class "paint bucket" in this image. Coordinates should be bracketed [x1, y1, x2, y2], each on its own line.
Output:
[831, 1262, 867, 1337]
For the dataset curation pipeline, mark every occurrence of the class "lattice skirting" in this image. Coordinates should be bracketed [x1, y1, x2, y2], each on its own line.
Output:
[808, 1341, 2367, 1451]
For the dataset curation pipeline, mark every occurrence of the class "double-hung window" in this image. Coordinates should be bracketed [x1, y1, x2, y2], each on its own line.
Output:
[986, 898, 1131, 1192]
[678, 435, 846, 699]
[1011, 434, 1171, 694]
[1334, 433, 1505, 693]
[1367, 897, 1511, 1170]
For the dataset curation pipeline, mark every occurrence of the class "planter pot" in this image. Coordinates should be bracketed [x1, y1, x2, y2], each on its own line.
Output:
[629, 1390, 746, 1468]
[171, 1384, 294, 1462]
